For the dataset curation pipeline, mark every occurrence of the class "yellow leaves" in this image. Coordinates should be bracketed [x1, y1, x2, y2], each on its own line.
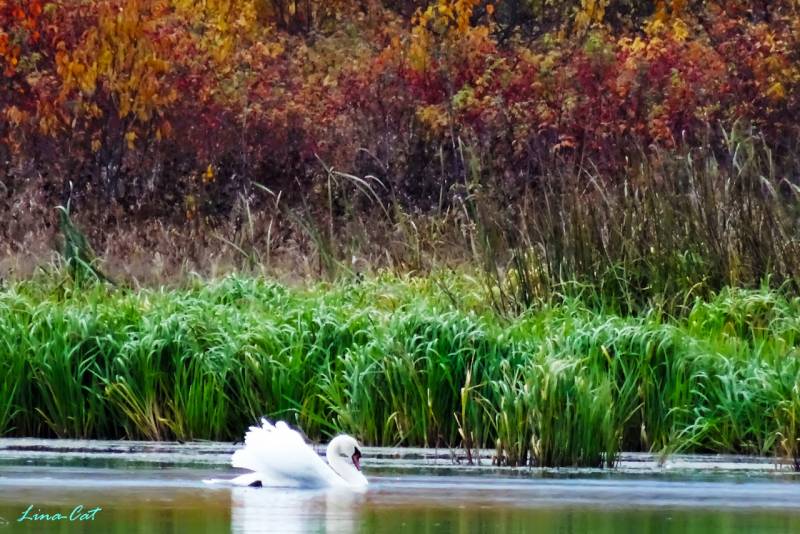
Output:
[212, 37, 235, 64]
[615, 34, 658, 97]
[455, 0, 479, 34]
[321, 73, 336, 88]
[410, 0, 488, 72]
[78, 62, 98, 94]
[202, 164, 216, 183]
[180, 0, 261, 64]
[626, 36, 647, 55]
[54, 0, 185, 131]
[767, 82, 786, 102]
[643, 11, 692, 44]
[38, 113, 58, 136]
[252, 40, 285, 61]
[646, 0, 691, 40]
[184, 194, 198, 220]
[118, 95, 131, 118]
[574, 0, 609, 33]
[452, 85, 476, 112]
[5, 106, 25, 126]
[234, 1, 258, 34]
[67, 60, 85, 78]
[54, 41, 69, 73]
[743, 30, 798, 105]
[98, 46, 113, 72]
[671, 19, 689, 42]
[409, 30, 432, 71]
[91, 138, 102, 152]
[417, 104, 449, 134]
[415, 0, 480, 38]
[573, 12, 590, 32]
[437, 2, 452, 20]
[424, 0, 477, 34]
[644, 14, 666, 36]
[125, 130, 137, 149]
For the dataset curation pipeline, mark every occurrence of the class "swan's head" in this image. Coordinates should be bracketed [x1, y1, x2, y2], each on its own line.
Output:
[327, 434, 363, 472]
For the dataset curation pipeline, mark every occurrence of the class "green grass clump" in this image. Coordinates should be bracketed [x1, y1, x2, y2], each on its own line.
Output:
[1, 274, 799, 469]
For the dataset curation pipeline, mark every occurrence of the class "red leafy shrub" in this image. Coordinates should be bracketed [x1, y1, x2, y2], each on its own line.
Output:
[1, 0, 799, 252]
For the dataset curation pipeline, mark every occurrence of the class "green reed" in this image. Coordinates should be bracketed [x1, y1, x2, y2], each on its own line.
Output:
[0, 274, 798, 468]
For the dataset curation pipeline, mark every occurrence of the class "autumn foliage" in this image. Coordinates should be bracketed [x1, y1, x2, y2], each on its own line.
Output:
[2, 1, 800, 256]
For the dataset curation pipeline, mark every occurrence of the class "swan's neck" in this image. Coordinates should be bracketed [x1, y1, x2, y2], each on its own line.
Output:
[326, 443, 367, 487]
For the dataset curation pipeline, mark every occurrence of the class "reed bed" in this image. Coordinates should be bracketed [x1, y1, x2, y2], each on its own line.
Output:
[0, 274, 798, 468]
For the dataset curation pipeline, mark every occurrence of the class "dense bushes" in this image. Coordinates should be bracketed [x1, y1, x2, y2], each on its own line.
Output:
[2, 1, 800, 217]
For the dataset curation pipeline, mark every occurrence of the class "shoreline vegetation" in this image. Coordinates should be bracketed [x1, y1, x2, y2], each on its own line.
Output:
[1, 273, 798, 469]
[2, 1, 800, 471]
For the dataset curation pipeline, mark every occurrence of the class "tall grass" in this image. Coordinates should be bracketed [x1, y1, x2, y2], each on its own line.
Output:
[464, 125, 800, 317]
[1, 273, 798, 468]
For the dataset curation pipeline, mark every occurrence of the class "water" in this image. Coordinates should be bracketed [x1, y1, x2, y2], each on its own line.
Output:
[1, 440, 799, 533]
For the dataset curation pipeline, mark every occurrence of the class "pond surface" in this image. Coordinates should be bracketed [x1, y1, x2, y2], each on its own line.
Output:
[0, 440, 798, 533]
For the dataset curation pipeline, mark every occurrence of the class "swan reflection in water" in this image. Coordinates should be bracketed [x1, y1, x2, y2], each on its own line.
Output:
[231, 486, 364, 534]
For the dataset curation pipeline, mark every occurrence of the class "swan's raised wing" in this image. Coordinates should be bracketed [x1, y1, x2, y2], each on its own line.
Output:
[231, 419, 346, 488]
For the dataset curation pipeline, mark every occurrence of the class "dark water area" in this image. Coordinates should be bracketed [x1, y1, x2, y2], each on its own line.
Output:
[0, 440, 798, 533]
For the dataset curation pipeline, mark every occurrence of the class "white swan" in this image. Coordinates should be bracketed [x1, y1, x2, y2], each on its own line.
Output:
[213, 419, 367, 491]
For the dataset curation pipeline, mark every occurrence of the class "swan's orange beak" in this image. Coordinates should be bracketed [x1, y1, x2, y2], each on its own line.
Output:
[352, 448, 362, 471]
